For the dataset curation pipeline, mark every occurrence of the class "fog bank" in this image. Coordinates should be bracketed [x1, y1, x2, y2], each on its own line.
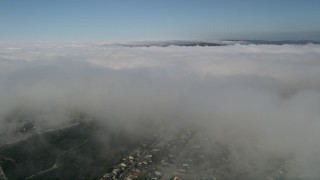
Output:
[1, 43, 320, 177]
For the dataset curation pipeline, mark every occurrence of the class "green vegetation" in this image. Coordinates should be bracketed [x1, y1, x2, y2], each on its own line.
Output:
[0, 120, 138, 180]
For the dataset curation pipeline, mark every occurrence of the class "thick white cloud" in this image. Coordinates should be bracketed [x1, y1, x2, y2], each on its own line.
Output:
[1, 43, 320, 177]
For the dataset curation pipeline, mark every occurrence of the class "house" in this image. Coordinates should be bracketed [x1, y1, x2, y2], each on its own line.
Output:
[120, 163, 127, 168]
[182, 163, 189, 168]
[173, 176, 181, 180]
[112, 168, 120, 175]
[155, 171, 162, 176]
[129, 156, 134, 160]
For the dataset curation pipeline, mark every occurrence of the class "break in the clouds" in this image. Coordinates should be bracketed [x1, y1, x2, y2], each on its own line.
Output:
[1, 43, 320, 178]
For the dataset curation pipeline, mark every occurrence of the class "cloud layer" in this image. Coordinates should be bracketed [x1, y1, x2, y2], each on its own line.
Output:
[1, 43, 320, 177]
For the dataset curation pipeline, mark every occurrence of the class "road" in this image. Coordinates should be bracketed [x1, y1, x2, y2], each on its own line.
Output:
[24, 140, 88, 180]
[0, 123, 81, 149]
[118, 136, 162, 180]
[0, 166, 8, 180]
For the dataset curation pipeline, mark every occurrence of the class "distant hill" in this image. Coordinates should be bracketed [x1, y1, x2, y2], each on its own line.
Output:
[101, 40, 320, 47]
[103, 40, 225, 47]
[223, 39, 320, 45]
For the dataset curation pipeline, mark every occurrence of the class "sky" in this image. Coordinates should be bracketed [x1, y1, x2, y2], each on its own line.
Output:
[1, 0, 320, 42]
